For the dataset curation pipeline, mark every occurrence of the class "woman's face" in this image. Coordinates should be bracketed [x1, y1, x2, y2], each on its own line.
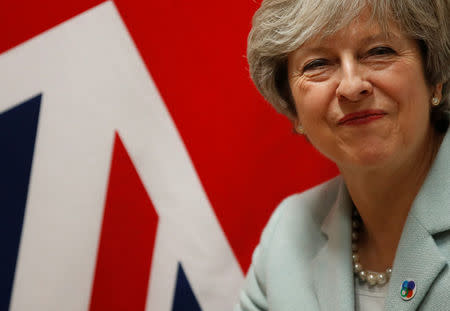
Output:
[287, 15, 441, 170]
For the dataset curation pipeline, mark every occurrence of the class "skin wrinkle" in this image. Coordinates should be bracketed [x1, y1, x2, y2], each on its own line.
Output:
[248, 0, 450, 121]
[287, 14, 444, 271]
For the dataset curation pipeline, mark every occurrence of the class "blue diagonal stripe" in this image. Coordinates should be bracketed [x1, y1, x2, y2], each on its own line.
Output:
[0, 94, 41, 311]
[171, 263, 203, 311]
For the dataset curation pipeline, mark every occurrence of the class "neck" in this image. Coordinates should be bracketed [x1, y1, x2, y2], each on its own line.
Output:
[339, 127, 443, 272]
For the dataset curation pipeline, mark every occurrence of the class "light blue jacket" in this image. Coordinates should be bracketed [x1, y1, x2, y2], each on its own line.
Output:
[236, 132, 450, 311]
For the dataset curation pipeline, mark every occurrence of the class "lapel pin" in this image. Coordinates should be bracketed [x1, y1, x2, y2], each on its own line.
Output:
[400, 280, 416, 301]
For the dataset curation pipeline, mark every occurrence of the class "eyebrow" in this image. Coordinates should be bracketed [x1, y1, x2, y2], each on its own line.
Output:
[359, 32, 400, 45]
[298, 31, 401, 55]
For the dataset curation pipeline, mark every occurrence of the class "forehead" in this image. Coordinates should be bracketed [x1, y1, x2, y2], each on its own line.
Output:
[301, 14, 402, 50]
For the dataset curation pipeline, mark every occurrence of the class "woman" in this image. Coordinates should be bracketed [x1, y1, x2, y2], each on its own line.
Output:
[236, 0, 450, 310]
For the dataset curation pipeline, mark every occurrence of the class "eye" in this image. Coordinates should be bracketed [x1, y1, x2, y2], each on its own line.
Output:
[367, 46, 395, 56]
[303, 58, 329, 72]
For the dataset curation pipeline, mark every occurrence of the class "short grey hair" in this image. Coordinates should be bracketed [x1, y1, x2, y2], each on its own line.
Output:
[247, 0, 450, 128]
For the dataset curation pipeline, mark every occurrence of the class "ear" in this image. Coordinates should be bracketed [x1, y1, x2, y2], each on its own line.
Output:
[433, 83, 443, 99]
[293, 117, 301, 128]
[292, 117, 306, 135]
[290, 117, 303, 134]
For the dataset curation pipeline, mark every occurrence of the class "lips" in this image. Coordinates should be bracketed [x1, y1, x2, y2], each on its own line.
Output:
[337, 110, 387, 126]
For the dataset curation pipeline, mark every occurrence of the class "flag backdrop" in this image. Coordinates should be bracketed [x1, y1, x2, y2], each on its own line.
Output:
[0, 1, 338, 310]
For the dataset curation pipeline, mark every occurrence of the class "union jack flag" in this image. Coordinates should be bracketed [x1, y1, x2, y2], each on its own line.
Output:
[0, 1, 337, 310]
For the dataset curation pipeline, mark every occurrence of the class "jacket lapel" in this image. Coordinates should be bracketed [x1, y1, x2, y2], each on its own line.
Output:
[384, 131, 450, 311]
[311, 131, 450, 311]
[383, 216, 446, 311]
[312, 181, 355, 311]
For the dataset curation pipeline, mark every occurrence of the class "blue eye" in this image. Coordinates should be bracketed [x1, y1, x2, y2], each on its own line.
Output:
[368, 46, 395, 56]
[303, 58, 329, 72]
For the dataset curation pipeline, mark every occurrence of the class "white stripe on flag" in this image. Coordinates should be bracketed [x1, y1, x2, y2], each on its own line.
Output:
[0, 2, 243, 310]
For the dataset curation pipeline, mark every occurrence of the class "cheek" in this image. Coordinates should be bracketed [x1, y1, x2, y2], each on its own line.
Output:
[375, 61, 431, 107]
[371, 65, 431, 123]
[291, 80, 336, 121]
[396, 82, 431, 141]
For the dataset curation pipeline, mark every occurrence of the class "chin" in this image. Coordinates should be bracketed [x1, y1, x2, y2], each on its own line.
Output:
[353, 154, 393, 169]
[337, 146, 396, 170]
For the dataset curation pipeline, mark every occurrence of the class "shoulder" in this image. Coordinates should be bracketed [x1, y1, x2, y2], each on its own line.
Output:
[267, 175, 343, 235]
[253, 175, 343, 263]
[236, 176, 345, 310]
[279, 175, 343, 213]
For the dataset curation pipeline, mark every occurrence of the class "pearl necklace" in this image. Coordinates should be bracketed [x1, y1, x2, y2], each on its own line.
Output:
[352, 209, 392, 286]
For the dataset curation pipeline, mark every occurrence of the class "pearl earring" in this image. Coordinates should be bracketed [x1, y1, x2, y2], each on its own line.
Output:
[295, 124, 305, 135]
[432, 97, 440, 106]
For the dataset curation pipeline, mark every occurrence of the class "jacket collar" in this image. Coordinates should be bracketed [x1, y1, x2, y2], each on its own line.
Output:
[312, 179, 355, 311]
[409, 129, 450, 235]
[312, 129, 450, 311]
[384, 129, 450, 310]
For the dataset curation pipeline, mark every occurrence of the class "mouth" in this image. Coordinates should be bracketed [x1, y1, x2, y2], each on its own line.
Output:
[337, 110, 387, 126]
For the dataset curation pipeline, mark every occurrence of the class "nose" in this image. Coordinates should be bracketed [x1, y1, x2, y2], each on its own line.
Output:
[336, 57, 372, 102]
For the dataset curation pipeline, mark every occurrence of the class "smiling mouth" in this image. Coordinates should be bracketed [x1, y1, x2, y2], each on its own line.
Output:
[337, 110, 387, 126]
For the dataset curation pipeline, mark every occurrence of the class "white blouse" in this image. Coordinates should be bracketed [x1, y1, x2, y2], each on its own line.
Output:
[354, 278, 388, 311]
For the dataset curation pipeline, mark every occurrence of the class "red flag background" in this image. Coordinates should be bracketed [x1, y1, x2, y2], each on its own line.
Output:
[0, 1, 337, 310]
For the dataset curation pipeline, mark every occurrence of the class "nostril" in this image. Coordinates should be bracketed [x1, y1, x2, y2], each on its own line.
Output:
[360, 90, 369, 95]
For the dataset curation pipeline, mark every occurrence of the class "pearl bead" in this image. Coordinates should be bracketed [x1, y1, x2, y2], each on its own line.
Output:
[377, 273, 387, 285]
[386, 268, 392, 276]
[351, 207, 391, 287]
[359, 270, 367, 281]
[367, 272, 377, 286]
